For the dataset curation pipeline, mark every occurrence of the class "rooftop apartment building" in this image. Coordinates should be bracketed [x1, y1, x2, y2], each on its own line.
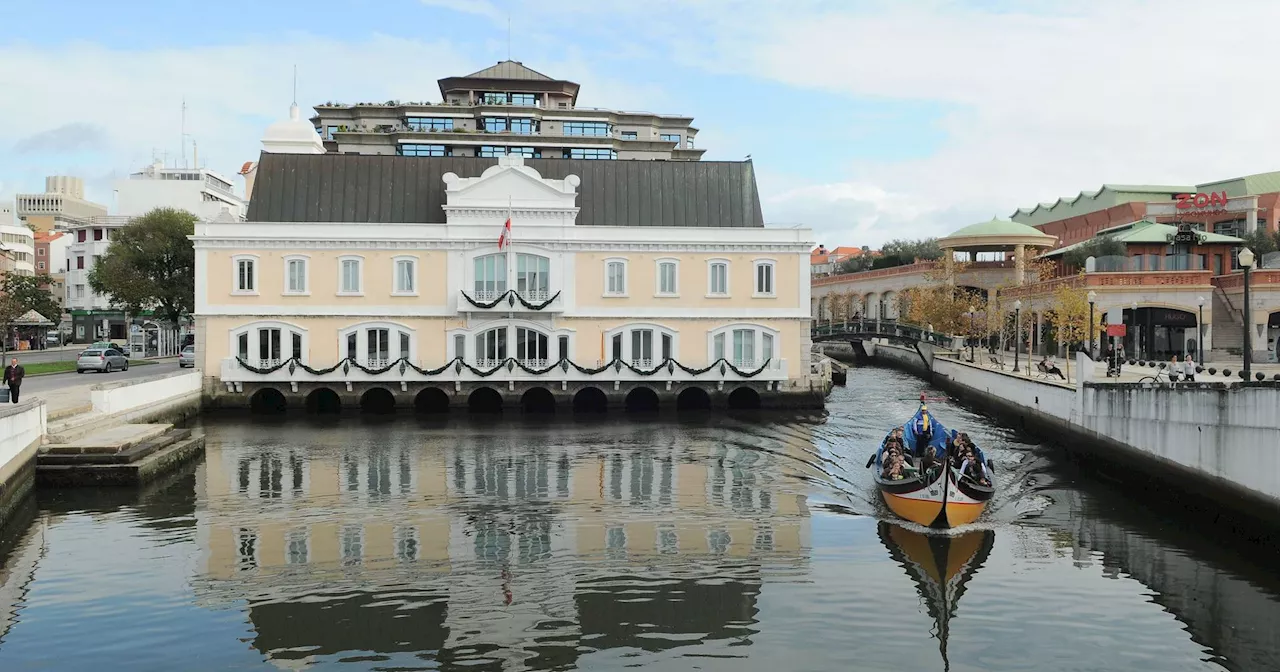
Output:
[115, 161, 247, 220]
[310, 61, 705, 162]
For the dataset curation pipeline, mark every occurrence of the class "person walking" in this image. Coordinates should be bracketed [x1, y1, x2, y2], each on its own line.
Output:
[1183, 354, 1197, 382]
[3, 358, 25, 404]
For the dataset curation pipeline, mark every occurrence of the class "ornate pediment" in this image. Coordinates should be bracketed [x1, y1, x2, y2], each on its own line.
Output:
[443, 155, 580, 212]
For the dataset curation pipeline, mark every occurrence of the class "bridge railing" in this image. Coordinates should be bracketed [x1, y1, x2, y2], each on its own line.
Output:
[811, 318, 955, 348]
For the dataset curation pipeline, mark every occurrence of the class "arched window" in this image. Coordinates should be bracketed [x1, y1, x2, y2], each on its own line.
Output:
[338, 255, 364, 295]
[655, 258, 679, 296]
[604, 323, 678, 367]
[753, 258, 775, 297]
[232, 254, 259, 295]
[230, 321, 308, 366]
[516, 253, 551, 300]
[474, 254, 507, 300]
[707, 324, 780, 368]
[475, 327, 506, 366]
[339, 322, 416, 367]
[515, 326, 550, 367]
[392, 255, 417, 296]
[706, 258, 730, 297]
[283, 255, 309, 295]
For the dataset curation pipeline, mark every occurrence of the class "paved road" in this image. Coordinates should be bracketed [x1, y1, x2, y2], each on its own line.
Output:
[19, 361, 185, 395]
[0, 345, 87, 365]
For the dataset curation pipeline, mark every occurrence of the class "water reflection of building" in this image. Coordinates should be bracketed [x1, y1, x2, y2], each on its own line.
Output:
[0, 517, 45, 645]
[194, 424, 812, 666]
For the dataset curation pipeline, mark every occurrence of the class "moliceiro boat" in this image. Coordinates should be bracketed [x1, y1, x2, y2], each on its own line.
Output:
[868, 395, 994, 528]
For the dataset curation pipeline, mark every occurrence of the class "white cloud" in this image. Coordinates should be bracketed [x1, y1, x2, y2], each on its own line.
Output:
[0, 34, 475, 203]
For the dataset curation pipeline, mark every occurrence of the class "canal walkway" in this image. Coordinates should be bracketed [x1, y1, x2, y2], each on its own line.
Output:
[964, 349, 1280, 385]
[868, 340, 1280, 530]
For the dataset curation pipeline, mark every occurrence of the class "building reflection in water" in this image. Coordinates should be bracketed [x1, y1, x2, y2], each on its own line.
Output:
[193, 422, 814, 668]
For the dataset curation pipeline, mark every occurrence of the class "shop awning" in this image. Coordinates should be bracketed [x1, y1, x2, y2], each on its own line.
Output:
[1041, 219, 1244, 258]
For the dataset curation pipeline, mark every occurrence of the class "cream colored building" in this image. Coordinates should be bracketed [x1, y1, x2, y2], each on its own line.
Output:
[195, 108, 818, 410]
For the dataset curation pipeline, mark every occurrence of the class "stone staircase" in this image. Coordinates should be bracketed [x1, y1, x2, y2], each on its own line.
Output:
[1209, 288, 1244, 358]
[37, 423, 205, 487]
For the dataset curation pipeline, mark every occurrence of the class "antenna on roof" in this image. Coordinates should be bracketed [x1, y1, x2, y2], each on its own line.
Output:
[180, 97, 186, 168]
[507, 15, 512, 61]
[292, 64, 298, 105]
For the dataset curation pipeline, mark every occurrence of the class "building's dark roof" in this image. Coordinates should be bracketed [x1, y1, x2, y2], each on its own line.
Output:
[246, 153, 765, 228]
[462, 60, 555, 81]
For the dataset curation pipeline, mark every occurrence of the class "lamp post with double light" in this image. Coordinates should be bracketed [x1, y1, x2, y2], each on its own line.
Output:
[1240, 247, 1255, 381]
[1196, 295, 1205, 365]
[1087, 290, 1097, 360]
[1014, 299, 1022, 373]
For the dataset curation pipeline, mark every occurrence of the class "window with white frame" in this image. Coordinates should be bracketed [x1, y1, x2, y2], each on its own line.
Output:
[605, 324, 677, 367]
[516, 253, 551, 300]
[393, 256, 417, 295]
[707, 259, 729, 296]
[515, 327, 549, 367]
[474, 254, 507, 300]
[339, 256, 363, 295]
[231, 321, 308, 366]
[708, 324, 779, 369]
[339, 322, 416, 366]
[475, 327, 506, 366]
[233, 255, 258, 294]
[656, 259, 678, 296]
[604, 258, 627, 296]
[753, 260, 775, 297]
[284, 256, 308, 294]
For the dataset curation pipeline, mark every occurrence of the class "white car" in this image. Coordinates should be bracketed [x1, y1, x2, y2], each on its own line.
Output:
[179, 345, 197, 368]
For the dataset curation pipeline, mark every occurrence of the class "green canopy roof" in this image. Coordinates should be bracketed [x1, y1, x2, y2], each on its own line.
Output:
[946, 217, 1054, 239]
[1042, 219, 1243, 258]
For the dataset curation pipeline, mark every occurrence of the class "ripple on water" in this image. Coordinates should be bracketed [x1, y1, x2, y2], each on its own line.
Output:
[0, 367, 1272, 670]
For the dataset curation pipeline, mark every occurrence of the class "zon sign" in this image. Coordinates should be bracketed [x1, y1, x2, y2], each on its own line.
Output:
[1175, 191, 1230, 210]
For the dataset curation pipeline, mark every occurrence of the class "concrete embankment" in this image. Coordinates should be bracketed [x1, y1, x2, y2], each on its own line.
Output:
[869, 340, 1280, 529]
[0, 371, 204, 524]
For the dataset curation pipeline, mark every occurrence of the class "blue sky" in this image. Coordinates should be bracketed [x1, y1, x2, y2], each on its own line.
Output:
[3, 0, 1279, 246]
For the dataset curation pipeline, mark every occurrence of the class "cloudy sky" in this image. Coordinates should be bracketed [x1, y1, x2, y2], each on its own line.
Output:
[2, 0, 1278, 247]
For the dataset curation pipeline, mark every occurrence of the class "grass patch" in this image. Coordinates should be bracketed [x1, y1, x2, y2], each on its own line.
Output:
[24, 359, 157, 376]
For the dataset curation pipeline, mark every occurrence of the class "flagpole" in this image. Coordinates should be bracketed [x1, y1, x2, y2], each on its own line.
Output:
[506, 195, 514, 296]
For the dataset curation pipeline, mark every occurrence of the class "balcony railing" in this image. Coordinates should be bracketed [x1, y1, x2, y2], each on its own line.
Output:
[458, 289, 563, 313]
[220, 356, 790, 385]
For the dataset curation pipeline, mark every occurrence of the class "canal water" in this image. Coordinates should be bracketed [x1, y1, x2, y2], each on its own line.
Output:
[1, 367, 1279, 671]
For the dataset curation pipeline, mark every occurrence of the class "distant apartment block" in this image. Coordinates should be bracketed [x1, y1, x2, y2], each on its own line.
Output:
[14, 176, 108, 233]
[310, 61, 705, 161]
[115, 161, 246, 220]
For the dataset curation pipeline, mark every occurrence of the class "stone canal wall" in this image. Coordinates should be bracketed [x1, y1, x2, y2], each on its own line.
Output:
[871, 341, 1280, 520]
[92, 371, 203, 419]
[0, 401, 46, 524]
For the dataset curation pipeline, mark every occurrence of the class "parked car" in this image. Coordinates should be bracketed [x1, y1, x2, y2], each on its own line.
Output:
[77, 347, 129, 373]
[179, 345, 197, 368]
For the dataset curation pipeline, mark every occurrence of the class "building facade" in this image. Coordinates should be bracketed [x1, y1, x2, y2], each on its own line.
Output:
[14, 176, 107, 233]
[114, 161, 247, 220]
[195, 139, 816, 410]
[310, 61, 704, 162]
[0, 224, 35, 277]
[1010, 173, 1280, 361]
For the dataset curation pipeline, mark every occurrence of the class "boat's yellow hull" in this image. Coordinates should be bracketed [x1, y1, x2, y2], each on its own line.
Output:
[880, 467, 989, 529]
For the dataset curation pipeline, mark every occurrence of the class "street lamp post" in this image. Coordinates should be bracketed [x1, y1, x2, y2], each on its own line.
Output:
[1014, 299, 1022, 373]
[1240, 247, 1255, 381]
[1196, 295, 1206, 365]
[1087, 290, 1097, 359]
[1131, 300, 1139, 360]
[967, 305, 976, 362]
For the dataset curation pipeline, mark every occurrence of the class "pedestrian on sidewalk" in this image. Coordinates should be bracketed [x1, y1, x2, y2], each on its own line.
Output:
[1184, 354, 1197, 382]
[3, 357, 24, 403]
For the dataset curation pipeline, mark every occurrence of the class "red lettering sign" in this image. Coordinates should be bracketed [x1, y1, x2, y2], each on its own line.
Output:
[1175, 191, 1229, 210]
[1106, 324, 1127, 337]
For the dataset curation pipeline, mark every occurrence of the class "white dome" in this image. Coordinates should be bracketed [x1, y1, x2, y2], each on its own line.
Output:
[261, 103, 324, 154]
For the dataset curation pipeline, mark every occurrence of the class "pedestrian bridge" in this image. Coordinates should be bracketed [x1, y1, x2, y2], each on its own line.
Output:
[811, 319, 956, 369]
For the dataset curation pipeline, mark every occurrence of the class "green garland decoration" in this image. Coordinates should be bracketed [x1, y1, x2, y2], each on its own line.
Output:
[236, 354, 772, 379]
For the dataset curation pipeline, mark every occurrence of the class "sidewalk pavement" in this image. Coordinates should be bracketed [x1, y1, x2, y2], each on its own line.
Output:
[953, 349, 1280, 385]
